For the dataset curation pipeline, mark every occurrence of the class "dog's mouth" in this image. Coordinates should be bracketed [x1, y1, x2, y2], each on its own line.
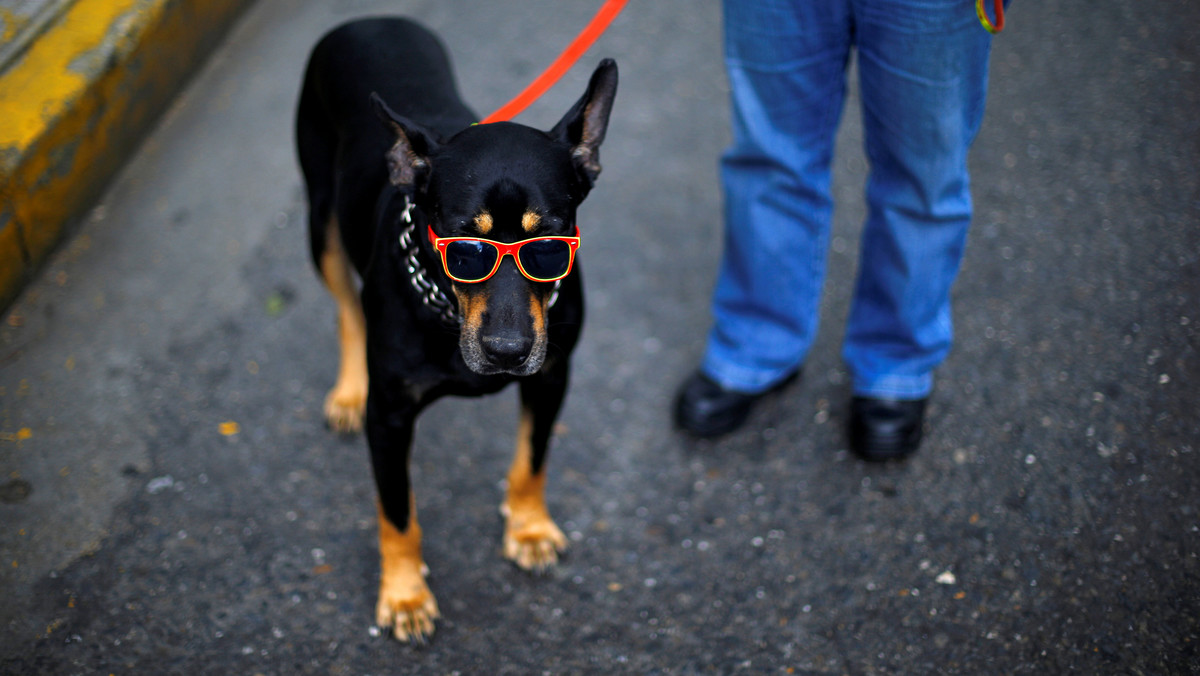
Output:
[458, 327, 547, 376]
[454, 287, 550, 376]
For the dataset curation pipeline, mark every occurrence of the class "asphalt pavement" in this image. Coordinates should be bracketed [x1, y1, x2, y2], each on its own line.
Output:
[2, 0, 1198, 673]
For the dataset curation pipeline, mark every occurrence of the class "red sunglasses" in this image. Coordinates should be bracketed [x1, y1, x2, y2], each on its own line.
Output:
[427, 225, 581, 283]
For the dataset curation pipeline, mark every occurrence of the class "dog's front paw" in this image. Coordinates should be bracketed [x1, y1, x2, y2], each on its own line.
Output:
[376, 566, 440, 643]
[324, 385, 366, 434]
[501, 502, 568, 571]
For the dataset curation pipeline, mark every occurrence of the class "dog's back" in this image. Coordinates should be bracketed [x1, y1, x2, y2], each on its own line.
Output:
[296, 18, 475, 271]
[299, 18, 474, 137]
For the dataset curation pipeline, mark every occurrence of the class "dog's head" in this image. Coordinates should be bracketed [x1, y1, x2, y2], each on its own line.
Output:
[372, 60, 617, 376]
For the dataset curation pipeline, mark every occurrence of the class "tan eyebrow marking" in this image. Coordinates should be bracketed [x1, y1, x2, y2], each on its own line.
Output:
[475, 211, 493, 235]
[521, 211, 541, 233]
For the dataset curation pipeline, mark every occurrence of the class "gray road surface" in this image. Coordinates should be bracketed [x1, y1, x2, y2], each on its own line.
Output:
[1, 0, 1197, 673]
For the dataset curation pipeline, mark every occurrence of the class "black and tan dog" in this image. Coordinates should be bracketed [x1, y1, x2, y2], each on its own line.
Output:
[295, 18, 616, 642]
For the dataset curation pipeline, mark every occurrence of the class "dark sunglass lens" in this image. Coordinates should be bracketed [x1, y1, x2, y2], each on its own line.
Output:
[445, 240, 498, 281]
[518, 240, 572, 280]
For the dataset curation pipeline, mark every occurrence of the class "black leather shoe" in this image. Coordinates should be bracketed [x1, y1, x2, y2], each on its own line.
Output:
[848, 396, 927, 461]
[673, 371, 796, 438]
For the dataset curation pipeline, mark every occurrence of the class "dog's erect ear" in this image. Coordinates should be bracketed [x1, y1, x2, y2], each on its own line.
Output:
[371, 92, 438, 191]
[550, 59, 618, 191]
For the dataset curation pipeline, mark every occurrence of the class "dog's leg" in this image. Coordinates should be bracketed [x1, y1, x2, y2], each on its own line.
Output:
[368, 410, 439, 642]
[317, 217, 368, 433]
[375, 499, 439, 642]
[503, 368, 569, 570]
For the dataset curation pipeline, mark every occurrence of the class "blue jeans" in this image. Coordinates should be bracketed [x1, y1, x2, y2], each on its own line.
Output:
[702, 0, 995, 399]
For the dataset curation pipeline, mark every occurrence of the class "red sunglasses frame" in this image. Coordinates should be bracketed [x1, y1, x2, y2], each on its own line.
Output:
[427, 225, 581, 283]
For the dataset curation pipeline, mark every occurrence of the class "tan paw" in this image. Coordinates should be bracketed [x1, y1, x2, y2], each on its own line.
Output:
[323, 386, 365, 434]
[502, 503, 568, 571]
[375, 570, 440, 643]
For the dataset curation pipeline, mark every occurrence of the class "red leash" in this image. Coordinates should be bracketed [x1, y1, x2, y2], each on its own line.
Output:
[976, 0, 1005, 33]
[479, 0, 628, 124]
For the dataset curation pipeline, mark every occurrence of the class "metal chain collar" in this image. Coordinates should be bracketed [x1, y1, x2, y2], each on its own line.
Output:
[399, 199, 461, 325]
[398, 197, 562, 327]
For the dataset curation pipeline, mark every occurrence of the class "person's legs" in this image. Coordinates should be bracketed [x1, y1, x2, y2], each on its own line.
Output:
[845, 0, 995, 400]
[701, 0, 853, 394]
[839, 0, 995, 459]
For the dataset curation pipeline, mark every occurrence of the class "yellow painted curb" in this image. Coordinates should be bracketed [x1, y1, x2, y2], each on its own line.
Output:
[0, 0, 254, 311]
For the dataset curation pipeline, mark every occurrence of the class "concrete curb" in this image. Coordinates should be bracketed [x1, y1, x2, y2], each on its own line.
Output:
[0, 0, 254, 311]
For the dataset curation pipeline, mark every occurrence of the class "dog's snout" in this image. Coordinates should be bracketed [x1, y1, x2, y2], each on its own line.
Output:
[481, 333, 533, 368]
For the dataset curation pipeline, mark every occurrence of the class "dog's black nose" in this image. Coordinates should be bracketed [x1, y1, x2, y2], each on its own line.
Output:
[481, 334, 533, 368]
